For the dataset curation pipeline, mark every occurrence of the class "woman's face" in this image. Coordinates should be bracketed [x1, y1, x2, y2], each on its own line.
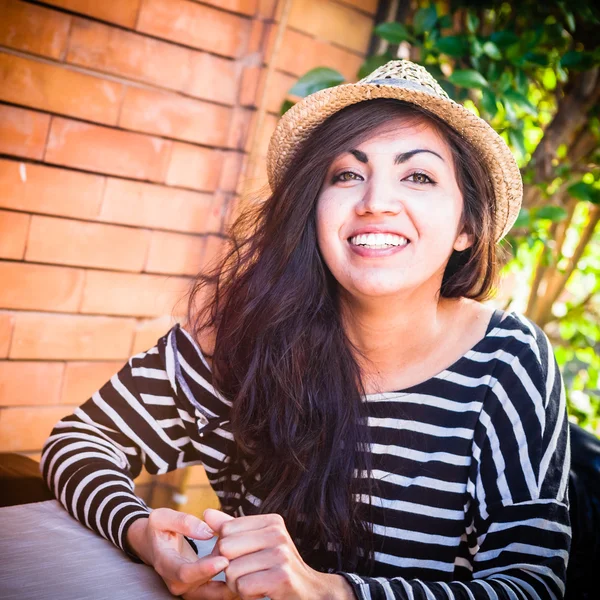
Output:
[316, 118, 472, 301]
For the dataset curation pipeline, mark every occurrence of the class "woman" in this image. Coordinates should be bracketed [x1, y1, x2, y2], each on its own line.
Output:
[41, 61, 570, 600]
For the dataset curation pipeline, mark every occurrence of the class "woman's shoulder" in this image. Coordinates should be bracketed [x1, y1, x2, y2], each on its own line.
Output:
[483, 308, 557, 386]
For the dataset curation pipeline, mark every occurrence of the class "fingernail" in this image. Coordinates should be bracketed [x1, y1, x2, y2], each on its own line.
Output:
[214, 557, 228, 572]
[194, 522, 214, 537]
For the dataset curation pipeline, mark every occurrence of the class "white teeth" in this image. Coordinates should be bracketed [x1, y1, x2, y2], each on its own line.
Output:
[349, 233, 409, 248]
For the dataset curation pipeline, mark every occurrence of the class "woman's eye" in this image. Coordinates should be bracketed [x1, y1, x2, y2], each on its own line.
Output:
[332, 171, 362, 183]
[405, 171, 435, 185]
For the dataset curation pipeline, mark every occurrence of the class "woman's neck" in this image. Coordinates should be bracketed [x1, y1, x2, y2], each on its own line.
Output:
[340, 288, 459, 391]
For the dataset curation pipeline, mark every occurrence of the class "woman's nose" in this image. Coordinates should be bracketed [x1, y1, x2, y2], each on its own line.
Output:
[355, 179, 404, 216]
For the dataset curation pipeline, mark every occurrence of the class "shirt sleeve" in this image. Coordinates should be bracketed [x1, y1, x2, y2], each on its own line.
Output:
[338, 326, 572, 599]
[40, 324, 229, 559]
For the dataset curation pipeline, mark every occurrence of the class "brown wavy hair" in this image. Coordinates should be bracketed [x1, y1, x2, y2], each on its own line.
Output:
[187, 99, 501, 571]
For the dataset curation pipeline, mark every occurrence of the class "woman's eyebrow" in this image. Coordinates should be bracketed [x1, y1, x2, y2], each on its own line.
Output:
[347, 148, 445, 165]
[394, 149, 444, 164]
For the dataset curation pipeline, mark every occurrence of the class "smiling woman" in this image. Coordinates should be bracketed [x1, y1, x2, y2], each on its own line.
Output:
[41, 61, 570, 600]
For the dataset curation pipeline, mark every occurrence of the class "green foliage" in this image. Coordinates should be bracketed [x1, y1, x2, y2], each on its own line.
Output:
[283, 0, 600, 435]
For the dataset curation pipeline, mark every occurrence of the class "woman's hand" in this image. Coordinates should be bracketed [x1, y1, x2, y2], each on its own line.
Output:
[204, 509, 354, 600]
[126, 507, 238, 599]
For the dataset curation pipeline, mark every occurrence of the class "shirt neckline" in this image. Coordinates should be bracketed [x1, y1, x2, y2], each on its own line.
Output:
[363, 307, 511, 399]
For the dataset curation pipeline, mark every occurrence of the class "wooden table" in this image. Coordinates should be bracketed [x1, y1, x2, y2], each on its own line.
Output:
[0, 500, 183, 599]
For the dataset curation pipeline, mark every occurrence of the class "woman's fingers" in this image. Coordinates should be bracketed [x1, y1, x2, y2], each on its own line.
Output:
[156, 548, 228, 582]
[203, 508, 235, 533]
[217, 525, 288, 561]
[182, 580, 239, 600]
[149, 507, 215, 540]
[206, 511, 285, 537]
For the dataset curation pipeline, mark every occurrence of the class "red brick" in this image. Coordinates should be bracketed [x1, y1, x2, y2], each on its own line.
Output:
[339, 0, 378, 14]
[9, 313, 136, 360]
[0, 361, 64, 407]
[44, 0, 141, 28]
[45, 118, 172, 182]
[257, 0, 277, 18]
[0, 160, 104, 220]
[0, 406, 73, 452]
[203, 0, 257, 16]
[119, 87, 231, 147]
[247, 18, 264, 55]
[99, 178, 214, 234]
[199, 235, 227, 273]
[0, 313, 14, 358]
[226, 106, 253, 151]
[271, 28, 363, 81]
[219, 151, 244, 193]
[286, 0, 373, 54]
[0, 262, 84, 312]
[80, 270, 190, 317]
[61, 361, 124, 405]
[66, 18, 192, 93]
[247, 111, 277, 157]
[204, 192, 228, 234]
[240, 67, 294, 113]
[25, 215, 151, 272]
[186, 52, 240, 105]
[131, 316, 176, 355]
[0, 210, 29, 259]
[136, 0, 250, 58]
[166, 143, 222, 192]
[0, 54, 123, 126]
[145, 230, 205, 276]
[0, 105, 50, 161]
[0, 0, 71, 59]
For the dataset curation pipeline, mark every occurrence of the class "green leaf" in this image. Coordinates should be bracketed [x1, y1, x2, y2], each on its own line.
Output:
[560, 50, 599, 70]
[561, 50, 583, 68]
[435, 35, 468, 57]
[288, 67, 345, 98]
[374, 22, 412, 44]
[438, 14, 452, 29]
[523, 52, 549, 66]
[568, 181, 600, 204]
[490, 30, 519, 48]
[466, 11, 479, 34]
[486, 61, 502, 82]
[470, 37, 483, 58]
[280, 99, 294, 116]
[447, 69, 488, 89]
[482, 41, 502, 60]
[358, 53, 392, 80]
[512, 208, 530, 229]
[413, 5, 437, 36]
[542, 68, 557, 90]
[509, 128, 526, 158]
[481, 88, 498, 118]
[535, 205, 568, 221]
[503, 89, 536, 116]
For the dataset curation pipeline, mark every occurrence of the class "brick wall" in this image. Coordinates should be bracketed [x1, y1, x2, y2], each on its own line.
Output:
[0, 0, 377, 514]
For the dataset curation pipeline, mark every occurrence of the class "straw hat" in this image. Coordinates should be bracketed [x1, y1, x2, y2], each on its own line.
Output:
[266, 60, 522, 242]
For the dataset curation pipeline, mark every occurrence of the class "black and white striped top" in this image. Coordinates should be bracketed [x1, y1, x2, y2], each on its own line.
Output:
[41, 309, 571, 599]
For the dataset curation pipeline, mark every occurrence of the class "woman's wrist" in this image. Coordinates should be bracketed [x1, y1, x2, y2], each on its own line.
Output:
[125, 516, 152, 565]
[317, 572, 355, 600]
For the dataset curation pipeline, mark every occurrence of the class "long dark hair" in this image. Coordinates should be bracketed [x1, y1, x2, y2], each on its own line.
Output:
[187, 99, 500, 570]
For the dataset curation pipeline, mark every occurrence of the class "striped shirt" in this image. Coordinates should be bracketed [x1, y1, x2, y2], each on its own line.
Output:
[41, 308, 571, 599]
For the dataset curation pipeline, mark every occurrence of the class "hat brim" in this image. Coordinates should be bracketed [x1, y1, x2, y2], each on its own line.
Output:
[266, 82, 523, 242]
